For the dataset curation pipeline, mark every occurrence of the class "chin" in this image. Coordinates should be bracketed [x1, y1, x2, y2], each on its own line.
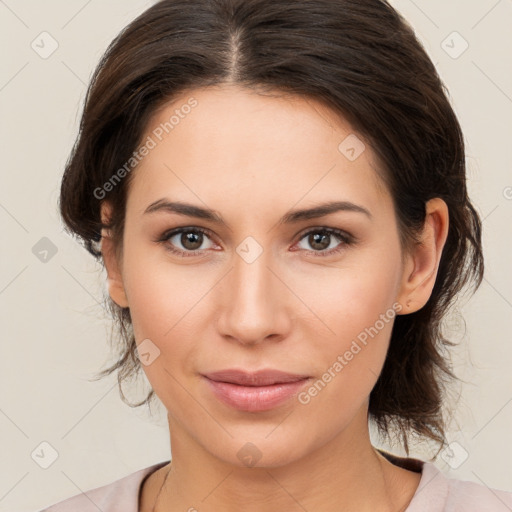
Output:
[204, 430, 309, 469]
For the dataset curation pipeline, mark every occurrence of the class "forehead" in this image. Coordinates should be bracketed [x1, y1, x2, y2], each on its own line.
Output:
[127, 84, 390, 219]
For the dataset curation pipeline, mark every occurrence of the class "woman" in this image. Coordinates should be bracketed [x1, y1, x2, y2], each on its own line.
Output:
[40, 0, 512, 510]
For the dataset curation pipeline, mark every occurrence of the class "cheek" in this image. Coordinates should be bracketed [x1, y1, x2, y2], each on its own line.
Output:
[298, 250, 401, 339]
[120, 234, 200, 335]
[295, 251, 402, 391]
[119, 242, 214, 383]
[317, 287, 395, 377]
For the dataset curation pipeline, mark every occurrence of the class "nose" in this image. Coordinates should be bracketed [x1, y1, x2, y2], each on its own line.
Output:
[216, 244, 292, 346]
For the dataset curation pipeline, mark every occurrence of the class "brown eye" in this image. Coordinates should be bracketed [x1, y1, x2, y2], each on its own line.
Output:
[307, 232, 331, 251]
[179, 231, 204, 251]
[158, 227, 216, 256]
[295, 228, 354, 256]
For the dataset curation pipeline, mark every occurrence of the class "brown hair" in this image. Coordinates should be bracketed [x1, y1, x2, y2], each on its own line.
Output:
[59, 0, 484, 455]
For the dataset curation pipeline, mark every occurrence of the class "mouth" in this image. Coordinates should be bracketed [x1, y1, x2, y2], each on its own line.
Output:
[201, 369, 311, 412]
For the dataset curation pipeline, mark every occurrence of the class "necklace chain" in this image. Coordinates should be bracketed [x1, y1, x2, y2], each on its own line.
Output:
[151, 462, 172, 512]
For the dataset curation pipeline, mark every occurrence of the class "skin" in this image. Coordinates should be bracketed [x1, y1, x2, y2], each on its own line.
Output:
[100, 83, 449, 512]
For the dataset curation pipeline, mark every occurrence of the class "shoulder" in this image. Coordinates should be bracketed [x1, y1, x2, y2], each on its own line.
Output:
[444, 472, 512, 511]
[407, 461, 512, 511]
[36, 460, 169, 512]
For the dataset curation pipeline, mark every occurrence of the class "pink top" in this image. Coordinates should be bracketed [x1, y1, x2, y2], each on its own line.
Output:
[37, 450, 512, 511]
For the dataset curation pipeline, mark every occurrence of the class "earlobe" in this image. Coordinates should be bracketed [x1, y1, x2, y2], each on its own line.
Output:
[396, 198, 449, 314]
[100, 201, 129, 309]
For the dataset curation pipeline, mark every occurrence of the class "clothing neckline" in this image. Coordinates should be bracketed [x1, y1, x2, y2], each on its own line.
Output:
[376, 447, 425, 473]
[137, 450, 425, 510]
[138, 460, 170, 511]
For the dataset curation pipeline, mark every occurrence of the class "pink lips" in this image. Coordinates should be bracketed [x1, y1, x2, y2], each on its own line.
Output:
[202, 369, 311, 412]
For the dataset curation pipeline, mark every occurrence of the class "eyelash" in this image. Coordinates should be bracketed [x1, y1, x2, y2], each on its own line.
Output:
[156, 226, 355, 258]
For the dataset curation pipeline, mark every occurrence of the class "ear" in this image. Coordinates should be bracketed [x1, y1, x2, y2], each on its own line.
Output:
[100, 201, 129, 308]
[396, 197, 449, 314]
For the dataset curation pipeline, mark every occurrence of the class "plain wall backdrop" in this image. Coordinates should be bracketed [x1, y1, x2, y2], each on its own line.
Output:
[0, 1, 511, 511]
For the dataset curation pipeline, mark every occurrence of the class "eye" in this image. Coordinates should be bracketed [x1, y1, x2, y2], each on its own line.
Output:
[156, 226, 355, 258]
[157, 227, 218, 257]
[294, 227, 355, 256]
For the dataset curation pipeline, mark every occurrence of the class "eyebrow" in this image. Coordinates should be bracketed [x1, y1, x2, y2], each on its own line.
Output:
[143, 199, 372, 225]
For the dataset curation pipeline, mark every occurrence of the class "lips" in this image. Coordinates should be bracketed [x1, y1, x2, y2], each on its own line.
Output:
[202, 369, 311, 412]
[203, 368, 310, 386]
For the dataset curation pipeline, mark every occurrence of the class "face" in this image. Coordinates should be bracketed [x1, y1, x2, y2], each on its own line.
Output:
[101, 84, 426, 468]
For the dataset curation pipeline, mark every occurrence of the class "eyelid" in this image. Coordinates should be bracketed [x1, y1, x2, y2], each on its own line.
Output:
[295, 225, 355, 243]
[155, 226, 219, 256]
[291, 226, 356, 256]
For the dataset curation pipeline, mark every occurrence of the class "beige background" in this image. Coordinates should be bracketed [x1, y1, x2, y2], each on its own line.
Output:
[0, 0, 511, 510]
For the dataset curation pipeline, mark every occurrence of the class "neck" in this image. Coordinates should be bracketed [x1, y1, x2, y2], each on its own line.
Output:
[144, 407, 421, 512]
